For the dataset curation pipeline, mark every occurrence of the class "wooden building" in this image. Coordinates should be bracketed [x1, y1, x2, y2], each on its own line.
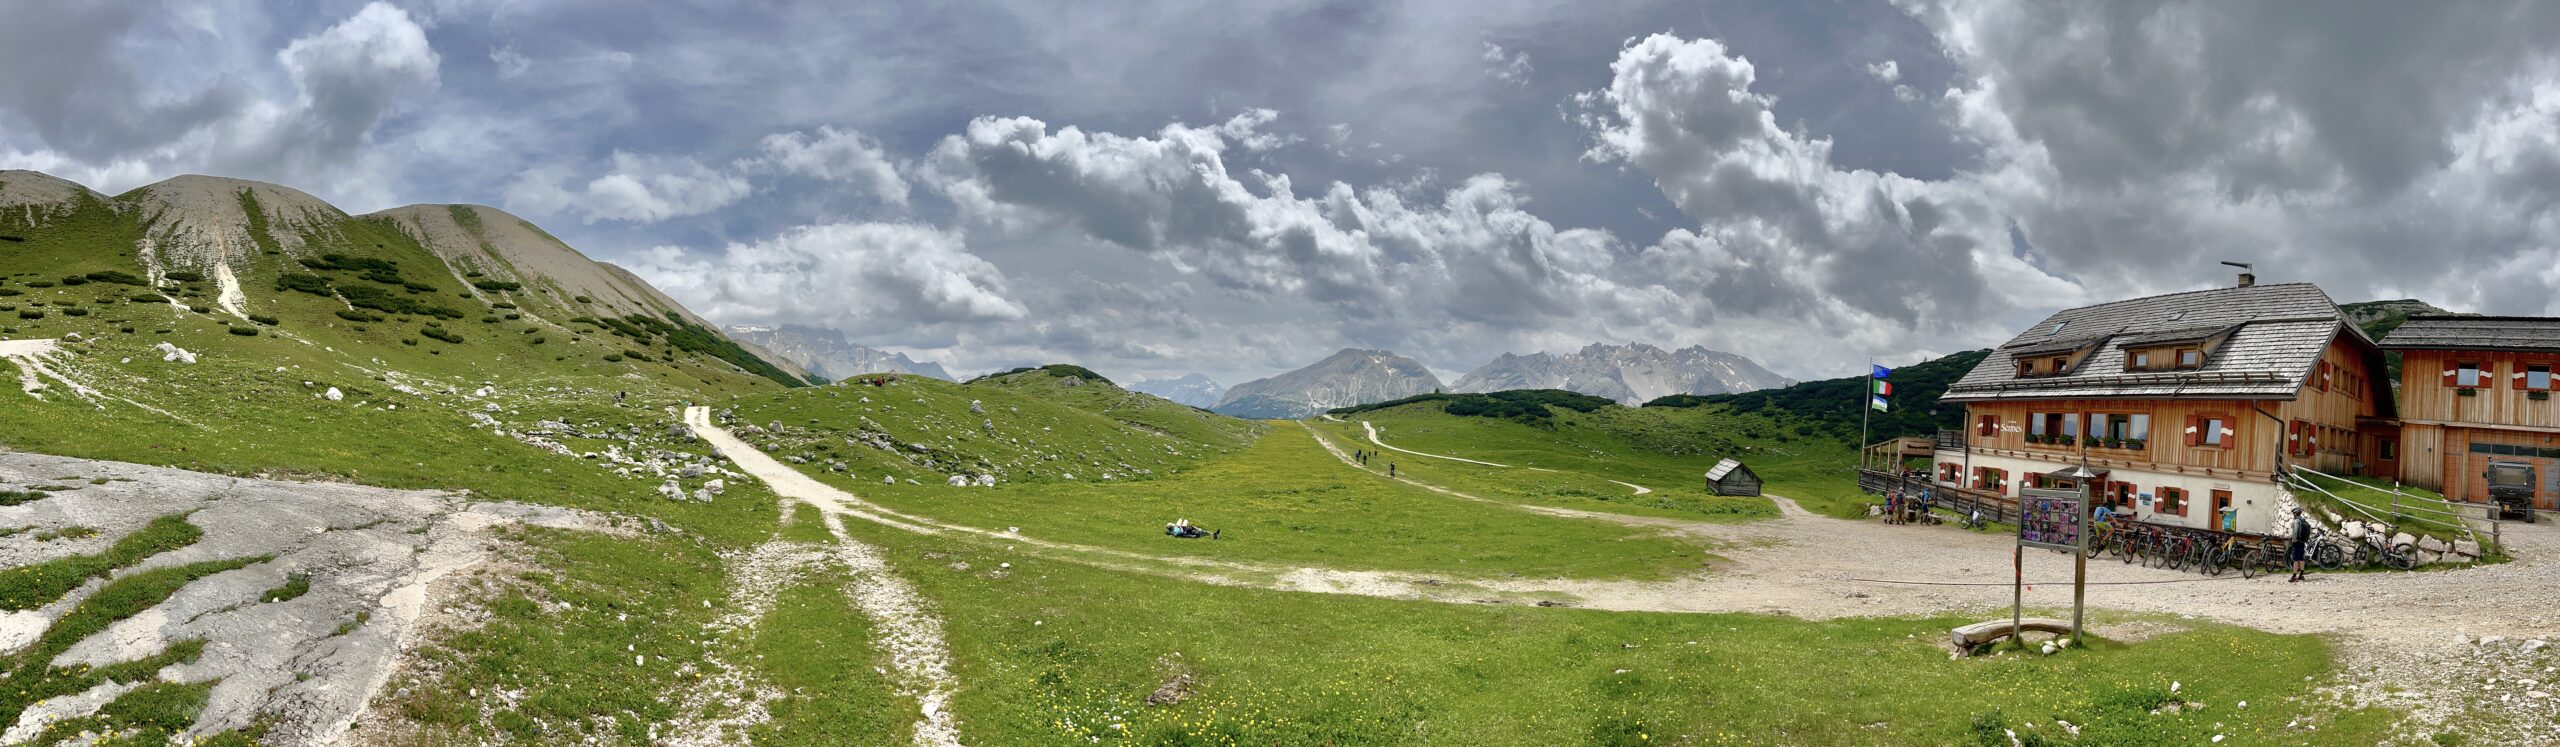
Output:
[1932, 280, 2393, 533]
[1705, 458, 1761, 497]
[2376, 316, 2560, 513]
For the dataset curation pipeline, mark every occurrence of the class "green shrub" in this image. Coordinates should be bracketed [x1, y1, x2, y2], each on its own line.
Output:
[335, 309, 383, 322]
[84, 271, 146, 286]
[60, 307, 87, 317]
[58, 275, 87, 286]
[16, 310, 41, 320]
[623, 350, 653, 362]
[248, 314, 279, 326]
[130, 294, 167, 303]
[491, 302, 516, 309]
[275, 273, 334, 297]
[25, 280, 54, 288]
[503, 313, 521, 321]
[162, 270, 205, 282]
[574, 295, 592, 303]
[529, 337, 546, 345]
[188, 305, 212, 314]
[0, 288, 19, 296]
[401, 338, 418, 346]
[481, 316, 499, 324]
[420, 326, 463, 344]
[470, 279, 523, 292]
[227, 327, 257, 337]
[602, 353, 624, 362]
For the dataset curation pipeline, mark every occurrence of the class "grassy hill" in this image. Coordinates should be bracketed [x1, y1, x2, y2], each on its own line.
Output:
[1647, 349, 1990, 446]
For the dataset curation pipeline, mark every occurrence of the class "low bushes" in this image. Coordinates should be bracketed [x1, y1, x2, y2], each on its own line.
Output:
[420, 326, 463, 344]
[227, 327, 258, 337]
[59, 307, 87, 317]
[247, 314, 279, 326]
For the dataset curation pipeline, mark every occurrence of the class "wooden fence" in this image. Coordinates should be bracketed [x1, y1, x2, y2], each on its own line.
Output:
[1857, 468, 2019, 524]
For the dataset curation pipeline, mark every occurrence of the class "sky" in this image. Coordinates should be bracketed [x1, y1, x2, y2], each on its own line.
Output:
[6, 0, 2560, 387]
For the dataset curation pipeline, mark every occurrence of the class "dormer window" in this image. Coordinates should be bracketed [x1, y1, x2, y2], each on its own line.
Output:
[2131, 351, 2151, 368]
[2178, 349, 2201, 368]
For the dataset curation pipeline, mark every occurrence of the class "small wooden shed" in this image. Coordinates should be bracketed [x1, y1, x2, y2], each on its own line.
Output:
[1705, 458, 1761, 496]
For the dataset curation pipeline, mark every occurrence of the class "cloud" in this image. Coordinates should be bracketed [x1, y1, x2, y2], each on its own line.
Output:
[1483, 41, 1534, 85]
[0, 1, 438, 208]
[921, 111, 1656, 333]
[489, 44, 531, 79]
[504, 151, 750, 223]
[630, 222, 1027, 335]
[1864, 59, 1900, 82]
[747, 126, 909, 205]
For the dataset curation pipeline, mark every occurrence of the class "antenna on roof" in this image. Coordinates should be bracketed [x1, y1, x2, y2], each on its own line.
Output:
[2219, 261, 2255, 288]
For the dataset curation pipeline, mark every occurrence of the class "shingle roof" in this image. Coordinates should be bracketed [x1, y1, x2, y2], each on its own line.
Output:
[1944, 283, 2358, 402]
[1706, 458, 1743, 481]
[2376, 316, 2560, 352]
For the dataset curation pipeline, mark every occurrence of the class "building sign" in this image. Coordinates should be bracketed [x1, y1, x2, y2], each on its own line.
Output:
[2018, 487, 2085, 551]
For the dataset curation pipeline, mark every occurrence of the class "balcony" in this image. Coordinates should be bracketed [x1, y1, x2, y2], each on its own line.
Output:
[1935, 429, 1965, 453]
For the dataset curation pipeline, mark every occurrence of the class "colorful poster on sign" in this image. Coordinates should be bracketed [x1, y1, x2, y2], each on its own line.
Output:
[2017, 488, 2084, 551]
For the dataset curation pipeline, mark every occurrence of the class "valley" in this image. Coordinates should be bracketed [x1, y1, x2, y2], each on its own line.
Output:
[0, 169, 2549, 746]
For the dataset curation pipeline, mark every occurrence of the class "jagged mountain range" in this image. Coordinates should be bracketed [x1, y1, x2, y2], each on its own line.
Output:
[1126, 373, 1225, 408]
[1452, 342, 1793, 405]
[1212, 349, 1443, 419]
[722, 324, 953, 381]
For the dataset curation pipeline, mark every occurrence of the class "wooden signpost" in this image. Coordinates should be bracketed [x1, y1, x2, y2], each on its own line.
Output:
[2016, 464, 2102, 646]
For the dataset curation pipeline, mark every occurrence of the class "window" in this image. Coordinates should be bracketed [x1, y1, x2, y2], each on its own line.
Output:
[2286, 420, 2316, 457]
[2317, 361, 2331, 392]
[1973, 467, 2008, 493]
[2156, 487, 2188, 516]
[2379, 438, 2398, 460]
[2178, 349, 2202, 368]
[2049, 356, 2070, 374]
[2094, 413, 2150, 444]
[2187, 415, 2230, 447]
[2017, 360, 2038, 377]
[2130, 351, 2152, 369]
[1976, 414, 1999, 438]
[2109, 481, 2136, 507]
[2457, 362, 2484, 388]
[1939, 462, 1962, 483]
[2526, 364, 2552, 391]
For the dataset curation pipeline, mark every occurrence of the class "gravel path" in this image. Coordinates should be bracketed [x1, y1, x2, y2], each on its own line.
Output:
[686, 406, 965, 747]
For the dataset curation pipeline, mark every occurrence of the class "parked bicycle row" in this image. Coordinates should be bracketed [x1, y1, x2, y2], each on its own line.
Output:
[2082, 517, 2422, 577]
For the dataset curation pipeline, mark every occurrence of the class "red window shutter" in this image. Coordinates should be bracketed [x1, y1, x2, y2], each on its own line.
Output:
[2515, 363, 2531, 390]
[2443, 366, 2460, 388]
[2183, 415, 2201, 446]
[2318, 361, 2331, 391]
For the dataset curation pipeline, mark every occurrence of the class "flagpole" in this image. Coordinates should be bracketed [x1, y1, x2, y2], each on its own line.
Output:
[1861, 357, 1873, 471]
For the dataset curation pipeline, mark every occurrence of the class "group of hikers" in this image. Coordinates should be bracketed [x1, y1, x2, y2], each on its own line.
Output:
[1881, 486, 1938, 525]
[1351, 449, 1394, 477]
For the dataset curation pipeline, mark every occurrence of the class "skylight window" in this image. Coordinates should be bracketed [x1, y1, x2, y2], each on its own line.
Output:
[2050, 321, 2069, 335]
[2168, 310, 2185, 322]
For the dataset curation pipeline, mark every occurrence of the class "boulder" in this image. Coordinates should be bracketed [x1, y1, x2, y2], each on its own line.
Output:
[882, 475, 895, 485]
[947, 475, 969, 487]
[704, 479, 725, 496]
[2454, 539, 2482, 558]
[2390, 532, 2417, 549]
[974, 474, 996, 487]
[680, 464, 704, 479]
[658, 480, 685, 501]
[2418, 550, 2444, 566]
[323, 387, 344, 401]
[2418, 536, 2450, 554]
[767, 421, 782, 433]
[153, 342, 197, 364]
[969, 400, 985, 414]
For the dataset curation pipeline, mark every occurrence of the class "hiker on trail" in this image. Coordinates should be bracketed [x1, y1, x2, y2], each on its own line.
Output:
[1885, 489, 1902, 525]
[2288, 508, 2312, 582]
[1389, 463, 1397, 478]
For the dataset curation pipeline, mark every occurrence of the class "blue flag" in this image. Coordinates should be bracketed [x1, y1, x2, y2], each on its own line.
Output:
[1870, 395, 1890, 412]
[1871, 364, 1892, 380]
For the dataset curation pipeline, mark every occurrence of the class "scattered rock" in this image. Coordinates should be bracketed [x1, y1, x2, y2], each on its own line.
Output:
[154, 342, 198, 364]
[323, 387, 344, 401]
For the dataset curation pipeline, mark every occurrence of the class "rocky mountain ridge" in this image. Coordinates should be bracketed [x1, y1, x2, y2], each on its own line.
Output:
[1453, 342, 1793, 405]
[1212, 348, 1443, 419]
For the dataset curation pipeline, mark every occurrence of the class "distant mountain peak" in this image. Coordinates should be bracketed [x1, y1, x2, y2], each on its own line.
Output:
[1128, 373, 1226, 409]
[722, 324, 952, 381]
[1453, 342, 1791, 405]
[1213, 349, 1442, 419]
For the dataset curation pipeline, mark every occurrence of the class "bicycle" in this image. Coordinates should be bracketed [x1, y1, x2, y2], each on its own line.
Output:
[2152, 528, 2193, 571]
[2306, 528, 2347, 570]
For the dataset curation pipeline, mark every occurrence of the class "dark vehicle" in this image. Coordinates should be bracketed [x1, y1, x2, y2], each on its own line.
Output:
[2485, 460, 2538, 521]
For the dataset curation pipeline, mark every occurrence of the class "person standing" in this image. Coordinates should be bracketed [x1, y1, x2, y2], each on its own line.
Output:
[1389, 463, 1397, 478]
[2287, 508, 2312, 582]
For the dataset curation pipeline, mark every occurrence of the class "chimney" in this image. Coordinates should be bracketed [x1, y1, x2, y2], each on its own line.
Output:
[2219, 261, 2256, 288]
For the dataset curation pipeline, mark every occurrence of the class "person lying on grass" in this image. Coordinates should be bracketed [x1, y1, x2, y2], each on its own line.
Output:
[1165, 518, 1219, 540]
